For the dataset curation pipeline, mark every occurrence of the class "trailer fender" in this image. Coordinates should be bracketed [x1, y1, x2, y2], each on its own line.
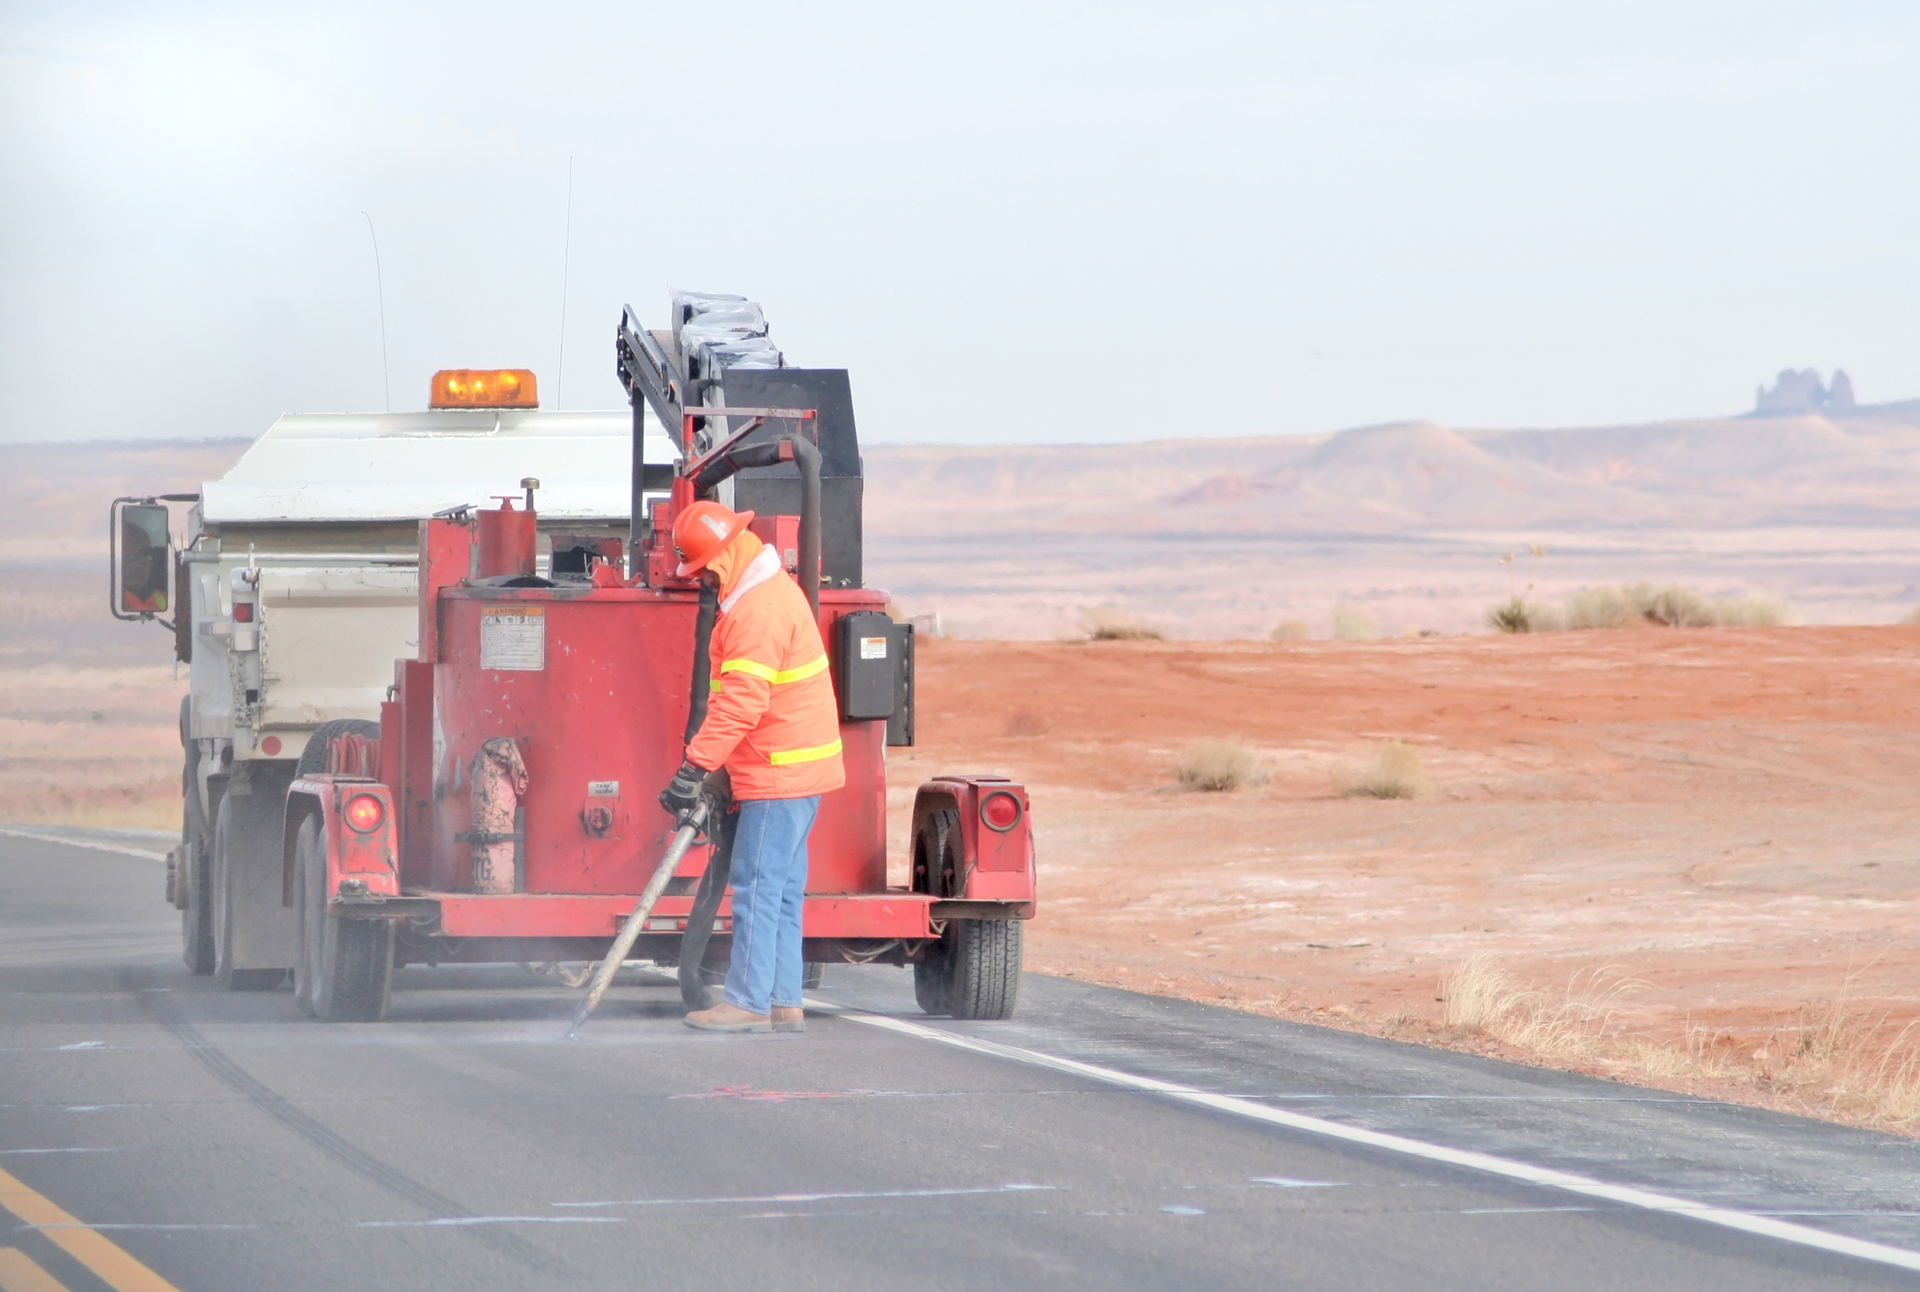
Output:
[911, 776, 1036, 914]
[283, 777, 401, 906]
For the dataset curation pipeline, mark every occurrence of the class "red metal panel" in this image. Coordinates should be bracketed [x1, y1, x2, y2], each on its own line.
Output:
[426, 584, 895, 903]
[428, 890, 932, 939]
[394, 659, 435, 888]
[417, 518, 473, 663]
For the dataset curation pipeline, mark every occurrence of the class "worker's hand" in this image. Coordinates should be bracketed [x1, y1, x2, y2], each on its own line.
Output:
[658, 760, 708, 826]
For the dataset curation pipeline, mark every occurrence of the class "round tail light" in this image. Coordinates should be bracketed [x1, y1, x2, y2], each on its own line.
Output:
[344, 794, 385, 833]
[980, 789, 1022, 833]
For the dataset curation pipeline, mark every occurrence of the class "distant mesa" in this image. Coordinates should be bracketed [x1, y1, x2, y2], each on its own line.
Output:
[1754, 367, 1855, 416]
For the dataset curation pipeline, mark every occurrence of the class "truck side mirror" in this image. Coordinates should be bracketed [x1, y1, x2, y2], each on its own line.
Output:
[113, 501, 172, 618]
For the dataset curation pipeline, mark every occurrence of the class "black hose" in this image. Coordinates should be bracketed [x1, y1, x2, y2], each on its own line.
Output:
[792, 436, 822, 617]
[677, 801, 736, 1010]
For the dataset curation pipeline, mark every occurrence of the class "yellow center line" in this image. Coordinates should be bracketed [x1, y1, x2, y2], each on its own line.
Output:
[0, 1167, 179, 1292]
[0, 1248, 72, 1292]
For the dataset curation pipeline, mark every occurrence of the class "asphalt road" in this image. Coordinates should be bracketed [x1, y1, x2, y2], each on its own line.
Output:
[4, 826, 1919, 1291]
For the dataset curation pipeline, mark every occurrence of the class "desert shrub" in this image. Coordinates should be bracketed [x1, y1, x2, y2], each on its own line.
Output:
[1332, 740, 1428, 799]
[1564, 585, 1637, 630]
[1173, 737, 1264, 792]
[1487, 598, 1563, 634]
[1083, 605, 1164, 641]
[1715, 594, 1789, 627]
[1331, 603, 1379, 641]
[1643, 583, 1717, 628]
[1270, 619, 1311, 641]
[1488, 598, 1530, 634]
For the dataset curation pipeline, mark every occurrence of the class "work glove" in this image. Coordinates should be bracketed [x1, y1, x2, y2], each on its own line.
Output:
[658, 760, 709, 826]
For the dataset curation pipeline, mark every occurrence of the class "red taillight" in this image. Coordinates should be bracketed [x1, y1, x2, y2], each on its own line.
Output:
[233, 603, 254, 622]
[980, 789, 1022, 833]
[344, 794, 384, 833]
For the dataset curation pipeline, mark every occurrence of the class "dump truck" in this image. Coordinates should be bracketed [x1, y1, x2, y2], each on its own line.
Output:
[113, 293, 1036, 1020]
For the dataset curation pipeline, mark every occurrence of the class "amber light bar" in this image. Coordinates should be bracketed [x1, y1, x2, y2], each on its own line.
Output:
[430, 368, 538, 409]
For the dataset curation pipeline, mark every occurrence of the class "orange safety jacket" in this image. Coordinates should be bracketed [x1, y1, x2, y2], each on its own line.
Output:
[685, 531, 847, 800]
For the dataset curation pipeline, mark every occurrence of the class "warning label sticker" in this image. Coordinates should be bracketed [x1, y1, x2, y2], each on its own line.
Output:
[860, 635, 888, 660]
[587, 780, 619, 797]
[480, 605, 545, 671]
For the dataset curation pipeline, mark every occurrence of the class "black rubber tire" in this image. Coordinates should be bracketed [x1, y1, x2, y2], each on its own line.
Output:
[944, 918, 1023, 1021]
[803, 962, 825, 990]
[294, 814, 394, 1022]
[910, 808, 962, 1015]
[212, 796, 286, 991]
[296, 718, 381, 778]
[179, 702, 215, 976]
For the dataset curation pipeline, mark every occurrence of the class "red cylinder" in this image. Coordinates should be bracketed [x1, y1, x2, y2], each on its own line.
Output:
[476, 504, 536, 579]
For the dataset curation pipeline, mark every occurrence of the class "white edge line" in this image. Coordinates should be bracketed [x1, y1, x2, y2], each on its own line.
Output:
[812, 1003, 1920, 1275]
[0, 827, 168, 861]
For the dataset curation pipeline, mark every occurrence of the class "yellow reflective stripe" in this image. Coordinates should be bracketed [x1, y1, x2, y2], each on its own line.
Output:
[768, 737, 843, 767]
[773, 654, 828, 684]
[719, 653, 828, 685]
[709, 679, 723, 694]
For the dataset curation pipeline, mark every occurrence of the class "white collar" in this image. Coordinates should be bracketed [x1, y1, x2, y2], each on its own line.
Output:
[719, 543, 783, 614]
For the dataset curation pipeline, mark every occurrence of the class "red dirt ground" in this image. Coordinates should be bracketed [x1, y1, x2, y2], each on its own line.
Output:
[885, 627, 1920, 1129]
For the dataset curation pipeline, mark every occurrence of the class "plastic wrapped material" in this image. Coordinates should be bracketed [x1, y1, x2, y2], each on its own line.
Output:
[671, 290, 763, 337]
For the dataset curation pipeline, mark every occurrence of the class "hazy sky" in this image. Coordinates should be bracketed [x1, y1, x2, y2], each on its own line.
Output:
[4, 2, 1917, 444]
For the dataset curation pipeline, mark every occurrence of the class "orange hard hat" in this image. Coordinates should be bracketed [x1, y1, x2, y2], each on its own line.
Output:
[671, 500, 756, 577]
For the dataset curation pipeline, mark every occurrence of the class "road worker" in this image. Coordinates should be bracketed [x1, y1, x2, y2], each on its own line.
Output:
[658, 500, 845, 1034]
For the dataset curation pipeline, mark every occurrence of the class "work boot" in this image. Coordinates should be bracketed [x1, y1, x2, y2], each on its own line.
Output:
[771, 1006, 805, 1034]
[684, 1002, 771, 1033]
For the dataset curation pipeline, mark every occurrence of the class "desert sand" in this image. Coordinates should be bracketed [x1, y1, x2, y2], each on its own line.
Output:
[887, 629, 1920, 1130]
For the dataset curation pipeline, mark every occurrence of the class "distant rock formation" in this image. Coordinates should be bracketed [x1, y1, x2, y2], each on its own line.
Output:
[1754, 368, 1855, 416]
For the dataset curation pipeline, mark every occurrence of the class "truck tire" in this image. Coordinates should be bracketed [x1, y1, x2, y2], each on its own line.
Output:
[179, 704, 215, 976]
[803, 962, 825, 990]
[296, 718, 381, 778]
[212, 796, 288, 991]
[293, 814, 394, 1022]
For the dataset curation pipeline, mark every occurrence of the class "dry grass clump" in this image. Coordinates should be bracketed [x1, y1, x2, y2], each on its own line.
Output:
[1642, 583, 1717, 627]
[1499, 582, 1794, 633]
[1713, 594, 1789, 627]
[1486, 598, 1563, 634]
[1269, 619, 1311, 641]
[1330, 603, 1378, 641]
[1438, 961, 1920, 1131]
[1441, 957, 1644, 1060]
[1172, 737, 1265, 792]
[1332, 741, 1428, 799]
[1082, 606, 1164, 641]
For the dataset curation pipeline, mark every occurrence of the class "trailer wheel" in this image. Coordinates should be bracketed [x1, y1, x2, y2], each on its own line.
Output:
[803, 962, 825, 990]
[293, 814, 394, 1022]
[179, 715, 215, 976]
[943, 918, 1023, 1020]
[212, 797, 287, 991]
[910, 809, 961, 1015]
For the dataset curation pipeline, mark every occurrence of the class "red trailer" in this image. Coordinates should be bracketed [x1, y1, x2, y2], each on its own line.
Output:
[277, 300, 1034, 1022]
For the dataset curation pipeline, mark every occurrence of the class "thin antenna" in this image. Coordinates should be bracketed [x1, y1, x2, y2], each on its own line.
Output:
[362, 212, 391, 412]
[555, 157, 575, 411]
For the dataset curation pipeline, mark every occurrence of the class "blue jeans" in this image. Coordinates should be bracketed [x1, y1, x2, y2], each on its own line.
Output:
[724, 796, 818, 1015]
